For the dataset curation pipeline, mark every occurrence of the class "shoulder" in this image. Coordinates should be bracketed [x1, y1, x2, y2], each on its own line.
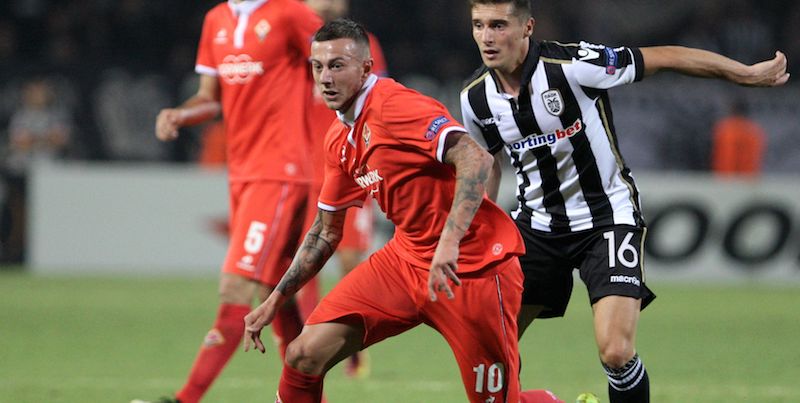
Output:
[538, 40, 585, 63]
[203, 3, 229, 22]
[461, 64, 490, 94]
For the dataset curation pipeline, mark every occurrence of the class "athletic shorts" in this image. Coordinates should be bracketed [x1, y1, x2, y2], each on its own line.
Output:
[306, 246, 523, 403]
[221, 181, 310, 287]
[515, 219, 656, 318]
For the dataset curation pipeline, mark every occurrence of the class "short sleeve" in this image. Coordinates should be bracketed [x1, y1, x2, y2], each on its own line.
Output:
[377, 88, 466, 163]
[570, 41, 643, 89]
[195, 11, 218, 77]
[318, 128, 366, 211]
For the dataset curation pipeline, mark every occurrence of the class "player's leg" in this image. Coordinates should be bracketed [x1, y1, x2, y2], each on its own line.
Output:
[423, 258, 523, 403]
[277, 322, 364, 403]
[579, 226, 655, 403]
[280, 247, 421, 402]
[175, 273, 259, 403]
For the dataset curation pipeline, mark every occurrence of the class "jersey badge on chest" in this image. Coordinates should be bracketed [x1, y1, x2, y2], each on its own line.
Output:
[542, 89, 564, 116]
[255, 19, 271, 42]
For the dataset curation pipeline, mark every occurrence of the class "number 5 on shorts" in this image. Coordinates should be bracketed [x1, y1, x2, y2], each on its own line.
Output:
[244, 221, 268, 254]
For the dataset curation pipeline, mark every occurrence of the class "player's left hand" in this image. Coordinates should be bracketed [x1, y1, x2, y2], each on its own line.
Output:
[428, 241, 462, 302]
[740, 51, 790, 87]
[243, 296, 280, 354]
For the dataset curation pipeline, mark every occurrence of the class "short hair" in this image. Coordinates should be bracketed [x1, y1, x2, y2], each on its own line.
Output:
[312, 18, 370, 51]
[469, 0, 532, 19]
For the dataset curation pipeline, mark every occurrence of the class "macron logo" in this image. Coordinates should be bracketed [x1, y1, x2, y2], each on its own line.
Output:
[509, 118, 583, 151]
[354, 169, 384, 189]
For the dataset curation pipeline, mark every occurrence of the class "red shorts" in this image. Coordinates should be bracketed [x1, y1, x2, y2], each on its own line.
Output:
[307, 247, 522, 403]
[222, 181, 310, 287]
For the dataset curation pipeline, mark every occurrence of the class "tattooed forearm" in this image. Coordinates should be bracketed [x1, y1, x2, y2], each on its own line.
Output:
[275, 210, 345, 296]
[442, 132, 492, 243]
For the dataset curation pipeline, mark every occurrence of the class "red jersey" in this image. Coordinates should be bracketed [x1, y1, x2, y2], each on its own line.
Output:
[318, 76, 524, 272]
[306, 32, 388, 186]
[196, 0, 322, 183]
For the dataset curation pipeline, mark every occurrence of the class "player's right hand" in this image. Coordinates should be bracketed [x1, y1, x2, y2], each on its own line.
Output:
[243, 296, 280, 353]
[155, 108, 183, 141]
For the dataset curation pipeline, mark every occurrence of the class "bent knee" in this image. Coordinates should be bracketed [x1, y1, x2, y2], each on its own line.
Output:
[285, 339, 323, 374]
[599, 343, 636, 369]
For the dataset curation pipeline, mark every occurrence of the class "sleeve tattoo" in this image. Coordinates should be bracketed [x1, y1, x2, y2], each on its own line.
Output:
[442, 132, 492, 241]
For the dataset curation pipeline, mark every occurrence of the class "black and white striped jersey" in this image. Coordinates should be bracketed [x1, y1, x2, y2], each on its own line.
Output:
[461, 40, 646, 233]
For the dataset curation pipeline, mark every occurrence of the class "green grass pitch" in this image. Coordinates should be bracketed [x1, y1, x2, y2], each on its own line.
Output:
[1, 270, 798, 402]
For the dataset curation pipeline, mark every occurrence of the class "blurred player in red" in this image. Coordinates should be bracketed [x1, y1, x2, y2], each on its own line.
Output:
[296, 0, 389, 380]
[135, 1, 322, 402]
[243, 19, 526, 403]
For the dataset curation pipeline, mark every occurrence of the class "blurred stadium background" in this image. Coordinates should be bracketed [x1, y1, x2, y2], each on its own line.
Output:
[1, 0, 799, 402]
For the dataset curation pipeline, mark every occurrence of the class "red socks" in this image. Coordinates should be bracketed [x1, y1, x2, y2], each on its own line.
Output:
[276, 365, 324, 403]
[271, 302, 305, 359]
[176, 303, 251, 403]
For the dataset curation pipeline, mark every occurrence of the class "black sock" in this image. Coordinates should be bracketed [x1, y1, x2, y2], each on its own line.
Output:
[603, 353, 649, 403]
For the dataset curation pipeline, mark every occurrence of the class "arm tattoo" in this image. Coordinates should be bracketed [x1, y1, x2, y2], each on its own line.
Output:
[276, 210, 345, 296]
[442, 133, 491, 242]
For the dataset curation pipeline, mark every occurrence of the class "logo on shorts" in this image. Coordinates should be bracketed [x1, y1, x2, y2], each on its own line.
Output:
[610, 275, 640, 287]
[237, 254, 255, 271]
[541, 89, 564, 116]
[492, 243, 503, 255]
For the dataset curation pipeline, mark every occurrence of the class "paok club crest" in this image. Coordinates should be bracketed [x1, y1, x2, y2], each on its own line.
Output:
[542, 89, 564, 116]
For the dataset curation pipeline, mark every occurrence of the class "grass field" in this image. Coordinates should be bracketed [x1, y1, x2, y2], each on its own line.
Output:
[1, 270, 799, 403]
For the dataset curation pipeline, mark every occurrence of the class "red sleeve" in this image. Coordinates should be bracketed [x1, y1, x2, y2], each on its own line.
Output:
[377, 87, 466, 163]
[287, 1, 324, 60]
[195, 9, 218, 76]
[368, 33, 388, 77]
[318, 127, 365, 211]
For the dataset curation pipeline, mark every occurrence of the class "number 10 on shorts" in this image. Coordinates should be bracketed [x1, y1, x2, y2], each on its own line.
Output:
[473, 362, 504, 393]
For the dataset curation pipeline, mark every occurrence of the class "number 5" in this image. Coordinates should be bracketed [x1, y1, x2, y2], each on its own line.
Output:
[244, 221, 268, 254]
[603, 231, 639, 269]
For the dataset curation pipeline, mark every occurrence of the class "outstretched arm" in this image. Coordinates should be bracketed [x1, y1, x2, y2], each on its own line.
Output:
[244, 209, 347, 353]
[155, 74, 222, 141]
[640, 46, 789, 87]
[428, 131, 493, 301]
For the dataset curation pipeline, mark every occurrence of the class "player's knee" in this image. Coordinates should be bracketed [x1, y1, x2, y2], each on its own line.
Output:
[284, 339, 323, 375]
[599, 342, 635, 369]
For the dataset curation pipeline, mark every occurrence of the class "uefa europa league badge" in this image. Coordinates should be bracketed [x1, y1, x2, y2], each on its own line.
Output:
[255, 19, 271, 42]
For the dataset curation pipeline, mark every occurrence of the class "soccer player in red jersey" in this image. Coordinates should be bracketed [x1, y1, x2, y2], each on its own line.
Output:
[296, 0, 389, 379]
[244, 19, 526, 403]
[138, 1, 322, 402]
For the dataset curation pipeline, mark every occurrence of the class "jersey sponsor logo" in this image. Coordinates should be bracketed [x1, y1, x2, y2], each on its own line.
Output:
[214, 29, 228, 45]
[509, 118, 583, 151]
[542, 89, 564, 116]
[604, 47, 618, 75]
[425, 115, 450, 140]
[610, 275, 640, 286]
[219, 54, 264, 84]
[354, 168, 384, 189]
[255, 19, 271, 42]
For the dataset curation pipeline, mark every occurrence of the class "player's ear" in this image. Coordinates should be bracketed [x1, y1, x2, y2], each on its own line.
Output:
[362, 58, 373, 78]
[524, 17, 535, 38]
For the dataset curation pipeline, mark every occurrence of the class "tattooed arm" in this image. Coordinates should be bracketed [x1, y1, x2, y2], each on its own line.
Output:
[427, 131, 493, 301]
[244, 209, 346, 353]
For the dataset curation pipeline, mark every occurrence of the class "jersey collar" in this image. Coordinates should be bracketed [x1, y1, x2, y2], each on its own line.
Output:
[337, 74, 379, 127]
[227, 0, 268, 16]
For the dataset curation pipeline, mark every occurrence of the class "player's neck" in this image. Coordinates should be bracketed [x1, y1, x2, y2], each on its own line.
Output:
[493, 42, 528, 98]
